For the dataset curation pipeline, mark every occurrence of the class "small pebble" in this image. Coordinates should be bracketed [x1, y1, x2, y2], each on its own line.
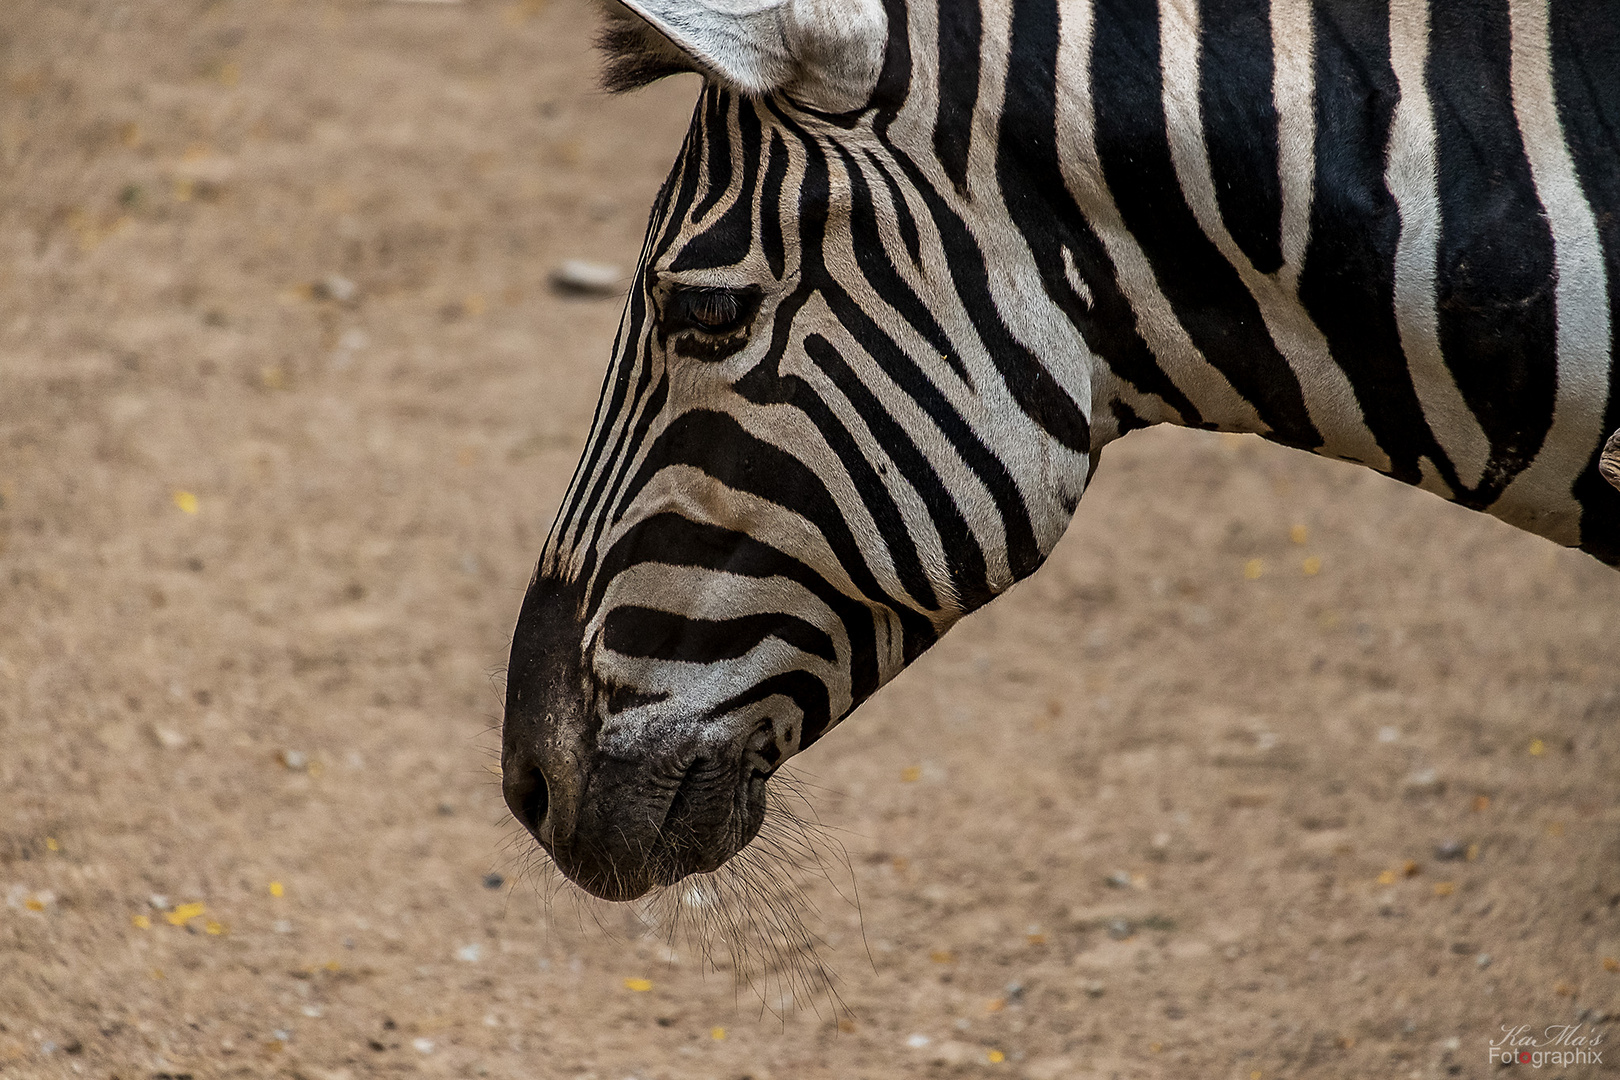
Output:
[905, 1034, 931, 1049]
[315, 274, 358, 304]
[1104, 870, 1132, 889]
[550, 259, 625, 297]
[280, 749, 308, 771]
[1475, 953, 1493, 969]
[1403, 768, 1443, 794]
[1106, 918, 1134, 941]
[1084, 980, 1106, 998]
[149, 894, 170, 911]
[456, 943, 483, 963]
[1003, 981, 1026, 1001]
[412, 1038, 435, 1054]
[1435, 840, 1467, 861]
[482, 872, 504, 890]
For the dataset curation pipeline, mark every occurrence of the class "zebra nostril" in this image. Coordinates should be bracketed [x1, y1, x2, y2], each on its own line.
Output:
[507, 766, 550, 840]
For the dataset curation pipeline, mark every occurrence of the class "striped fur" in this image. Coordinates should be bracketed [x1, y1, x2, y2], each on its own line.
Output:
[503, 0, 1619, 900]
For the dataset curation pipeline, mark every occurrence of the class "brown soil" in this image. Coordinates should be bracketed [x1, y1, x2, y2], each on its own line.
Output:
[2, 2, 1618, 1078]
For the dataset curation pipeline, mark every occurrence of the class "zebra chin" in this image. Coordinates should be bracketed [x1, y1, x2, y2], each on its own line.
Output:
[501, 575, 772, 901]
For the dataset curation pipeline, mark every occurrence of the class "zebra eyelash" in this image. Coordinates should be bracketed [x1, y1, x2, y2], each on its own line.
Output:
[659, 285, 765, 360]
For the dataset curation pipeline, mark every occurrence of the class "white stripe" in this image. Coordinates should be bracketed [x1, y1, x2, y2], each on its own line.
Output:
[1270, 0, 1314, 290]
[1159, 0, 1390, 469]
[1055, 0, 1267, 436]
[1386, 0, 1493, 490]
[1495, 0, 1612, 543]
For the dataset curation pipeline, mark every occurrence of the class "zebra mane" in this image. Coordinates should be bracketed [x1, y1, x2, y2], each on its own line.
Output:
[597, 2, 701, 93]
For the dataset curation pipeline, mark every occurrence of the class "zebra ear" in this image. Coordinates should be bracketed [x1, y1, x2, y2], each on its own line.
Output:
[602, 0, 887, 113]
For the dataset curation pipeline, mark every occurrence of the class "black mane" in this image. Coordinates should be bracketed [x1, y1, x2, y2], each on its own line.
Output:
[597, 3, 699, 92]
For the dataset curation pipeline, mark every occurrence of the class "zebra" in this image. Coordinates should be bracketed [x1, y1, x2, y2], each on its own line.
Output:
[502, 0, 1620, 902]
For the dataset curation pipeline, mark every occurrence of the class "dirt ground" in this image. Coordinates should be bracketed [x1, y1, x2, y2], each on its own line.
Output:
[2, 2, 1619, 1078]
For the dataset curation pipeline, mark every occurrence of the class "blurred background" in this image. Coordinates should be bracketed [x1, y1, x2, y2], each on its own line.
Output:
[1, 1, 1617, 1077]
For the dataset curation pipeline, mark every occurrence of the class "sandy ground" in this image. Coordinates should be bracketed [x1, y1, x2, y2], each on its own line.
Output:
[2, 2, 1619, 1078]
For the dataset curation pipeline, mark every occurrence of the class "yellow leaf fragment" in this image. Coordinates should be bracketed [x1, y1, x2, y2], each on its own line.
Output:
[1302, 556, 1323, 576]
[167, 901, 206, 926]
[1290, 524, 1309, 545]
[988, 1049, 1006, 1064]
[1376, 870, 1397, 886]
[24, 898, 44, 912]
[205, 920, 225, 936]
[131, 914, 151, 930]
[1244, 558, 1265, 580]
[985, 998, 1005, 1013]
[1603, 956, 1618, 973]
[1433, 882, 1455, 897]
[172, 490, 199, 515]
[623, 978, 652, 992]
[1529, 738, 1546, 756]
[1402, 860, 1421, 878]
[710, 1027, 726, 1041]
[45, 837, 59, 851]
[900, 766, 921, 783]
[930, 950, 956, 964]
[269, 881, 284, 898]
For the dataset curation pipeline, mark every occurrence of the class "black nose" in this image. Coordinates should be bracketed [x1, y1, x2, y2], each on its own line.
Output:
[504, 764, 550, 841]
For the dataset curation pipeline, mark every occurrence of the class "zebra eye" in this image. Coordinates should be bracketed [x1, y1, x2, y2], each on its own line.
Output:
[664, 286, 762, 338]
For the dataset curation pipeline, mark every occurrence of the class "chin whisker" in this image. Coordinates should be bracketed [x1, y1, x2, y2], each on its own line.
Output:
[516, 765, 858, 1020]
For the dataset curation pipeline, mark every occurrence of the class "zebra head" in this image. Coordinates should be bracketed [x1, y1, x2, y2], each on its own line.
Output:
[503, 0, 1098, 900]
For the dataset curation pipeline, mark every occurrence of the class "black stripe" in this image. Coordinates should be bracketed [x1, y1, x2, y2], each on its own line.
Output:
[612, 409, 938, 648]
[1550, 0, 1620, 564]
[999, 0, 1205, 428]
[1091, 0, 1320, 450]
[760, 129, 789, 279]
[671, 97, 763, 271]
[833, 143, 966, 381]
[933, 0, 981, 195]
[1198, 0, 1282, 273]
[588, 513, 885, 703]
[1430, 0, 1557, 498]
[691, 90, 734, 225]
[863, 148, 924, 268]
[800, 333, 995, 611]
[729, 339, 944, 613]
[1299, 0, 1446, 484]
[780, 105, 1050, 584]
[711, 670, 832, 750]
[576, 371, 669, 589]
[603, 606, 837, 665]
